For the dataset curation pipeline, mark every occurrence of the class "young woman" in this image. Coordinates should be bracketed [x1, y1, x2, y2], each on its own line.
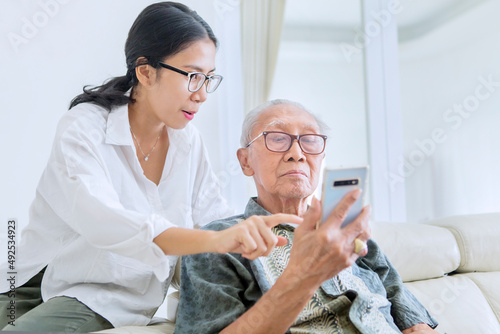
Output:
[0, 2, 301, 332]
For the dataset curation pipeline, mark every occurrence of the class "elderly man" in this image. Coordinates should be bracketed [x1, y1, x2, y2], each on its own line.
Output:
[174, 100, 438, 334]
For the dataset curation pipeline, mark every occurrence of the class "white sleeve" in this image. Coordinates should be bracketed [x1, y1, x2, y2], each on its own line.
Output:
[190, 131, 235, 229]
[38, 117, 174, 280]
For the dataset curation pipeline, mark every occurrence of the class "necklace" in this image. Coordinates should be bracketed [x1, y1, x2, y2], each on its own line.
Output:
[130, 125, 164, 162]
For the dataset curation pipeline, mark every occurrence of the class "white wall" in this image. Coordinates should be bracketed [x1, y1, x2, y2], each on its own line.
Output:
[0, 0, 246, 237]
[399, 0, 500, 221]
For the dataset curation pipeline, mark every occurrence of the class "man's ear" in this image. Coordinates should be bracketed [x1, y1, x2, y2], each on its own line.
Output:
[135, 57, 156, 88]
[237, 148, 254, 176]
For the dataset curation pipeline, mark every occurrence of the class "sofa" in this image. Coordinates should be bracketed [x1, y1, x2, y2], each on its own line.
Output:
[96, 212, 500, 334]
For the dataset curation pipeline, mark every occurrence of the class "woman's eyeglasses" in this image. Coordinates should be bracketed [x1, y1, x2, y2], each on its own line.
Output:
[158, 62, 223, 93]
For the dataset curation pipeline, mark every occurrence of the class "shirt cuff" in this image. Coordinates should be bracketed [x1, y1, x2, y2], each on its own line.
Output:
[396, 313, 439, 331]
[150, 246, 172, 282]
[150, 214, 176, 238]
[148, 214, 178, 281]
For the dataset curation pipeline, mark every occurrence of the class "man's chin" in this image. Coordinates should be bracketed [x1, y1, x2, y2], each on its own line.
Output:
[279, 186, 312, 200]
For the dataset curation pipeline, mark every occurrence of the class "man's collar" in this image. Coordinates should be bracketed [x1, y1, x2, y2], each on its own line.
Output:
[244, 197, 271, 218]
[243, 197, 300, 229]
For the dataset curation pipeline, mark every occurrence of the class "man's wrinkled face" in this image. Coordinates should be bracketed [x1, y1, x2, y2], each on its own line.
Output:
[239, 104, 325, 201]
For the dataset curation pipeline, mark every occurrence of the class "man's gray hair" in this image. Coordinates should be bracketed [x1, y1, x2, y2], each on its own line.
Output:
[240, 99, 329, 147]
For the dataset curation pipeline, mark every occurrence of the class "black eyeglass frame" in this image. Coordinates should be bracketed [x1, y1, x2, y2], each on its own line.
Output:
[158, 61, 223, 93]
[245, 131, 328, 155]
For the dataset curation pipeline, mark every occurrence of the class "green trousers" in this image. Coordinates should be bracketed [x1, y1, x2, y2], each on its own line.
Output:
[0, 268, 113, 332]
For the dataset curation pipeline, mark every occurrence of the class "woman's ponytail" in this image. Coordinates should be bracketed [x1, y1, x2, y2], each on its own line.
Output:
[69, 75, 134, 111]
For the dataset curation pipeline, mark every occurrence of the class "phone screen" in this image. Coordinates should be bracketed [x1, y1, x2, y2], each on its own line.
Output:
[320, 166, 368, 228]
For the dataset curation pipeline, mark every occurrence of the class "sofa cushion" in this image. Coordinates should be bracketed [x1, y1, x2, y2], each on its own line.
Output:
[171, 258, 181, 290]
[166, 290, 180, 322]
[372, 222, 460, 281]
[465, 271, 500, 325]
[405, 275, 500, 334]
[427, 213, 500, 272]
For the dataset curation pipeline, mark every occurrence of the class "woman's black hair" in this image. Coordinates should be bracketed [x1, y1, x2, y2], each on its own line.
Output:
[69, 2, 218, 111]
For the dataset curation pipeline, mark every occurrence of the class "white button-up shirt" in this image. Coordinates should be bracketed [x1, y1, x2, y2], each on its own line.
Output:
[0, 102, 234, 327]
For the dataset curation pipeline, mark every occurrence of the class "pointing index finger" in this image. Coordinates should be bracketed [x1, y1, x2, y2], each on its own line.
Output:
[262, 213, 303, 228]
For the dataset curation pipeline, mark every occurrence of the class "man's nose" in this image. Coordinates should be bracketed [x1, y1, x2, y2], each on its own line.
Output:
[284, 139, 305, 162]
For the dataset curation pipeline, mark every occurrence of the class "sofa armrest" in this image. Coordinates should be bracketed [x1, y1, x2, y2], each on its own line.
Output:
[427, 213, 500, 272]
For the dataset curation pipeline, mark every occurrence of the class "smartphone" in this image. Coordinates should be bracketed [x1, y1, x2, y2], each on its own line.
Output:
[319, 166, 368, 228]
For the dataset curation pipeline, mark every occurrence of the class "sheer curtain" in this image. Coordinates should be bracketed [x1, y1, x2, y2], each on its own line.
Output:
[240, 0, 287, 113]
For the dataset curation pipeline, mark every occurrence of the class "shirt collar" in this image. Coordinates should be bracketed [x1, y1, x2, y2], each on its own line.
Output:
[165, 126, 191, 156]
[105, 104, 133, 146]
[243, 197, 301, 229]
[104, 99, 191, 155]
[243, 197, 271, 218]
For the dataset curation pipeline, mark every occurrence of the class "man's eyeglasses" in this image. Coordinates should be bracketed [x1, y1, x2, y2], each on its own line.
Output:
[245, 131, 327, 155]
[158, 62, 223, 93]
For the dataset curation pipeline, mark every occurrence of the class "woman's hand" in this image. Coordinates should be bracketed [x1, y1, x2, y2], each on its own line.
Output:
[213, 214, 303, 260]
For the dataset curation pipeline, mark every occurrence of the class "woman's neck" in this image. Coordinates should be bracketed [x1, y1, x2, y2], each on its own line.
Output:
[128, 91, 165, 140]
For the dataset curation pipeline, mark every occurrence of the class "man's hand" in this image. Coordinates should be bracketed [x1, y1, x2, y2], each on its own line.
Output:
[402, 323, 440, 333]
[219, 191, 371, 334]
[285, 189, 372, 288]
[213, 214, 303, 260]
[220, 190, 372, 334]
